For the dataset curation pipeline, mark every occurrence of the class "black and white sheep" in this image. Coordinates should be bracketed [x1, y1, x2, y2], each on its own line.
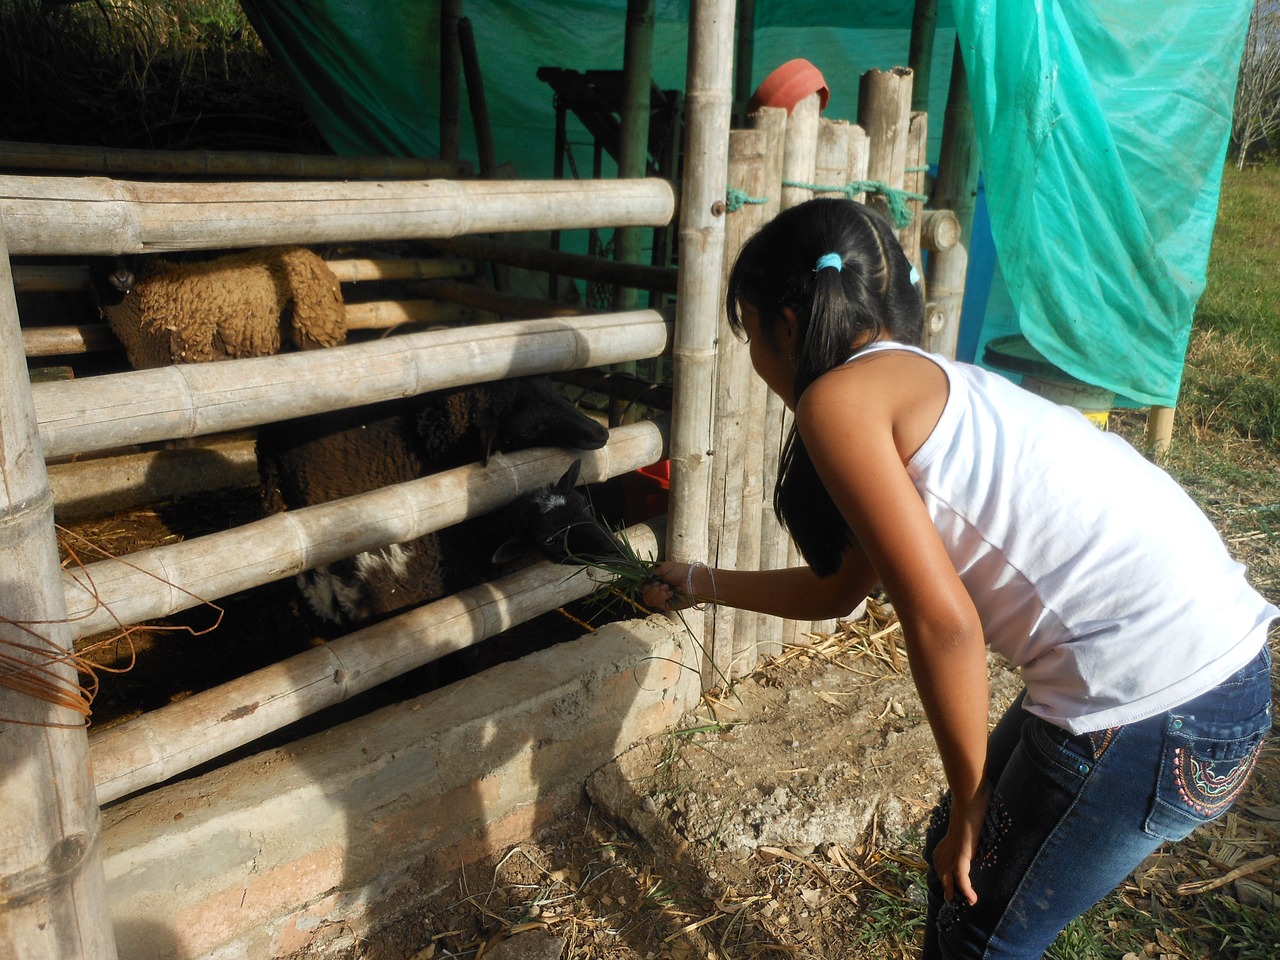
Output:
[256, 375, 620, 627]
[95, 246, 346, 368]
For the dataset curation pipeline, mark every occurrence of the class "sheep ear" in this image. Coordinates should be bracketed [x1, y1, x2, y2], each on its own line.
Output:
[557, 458, 583, 492]
[490, 537, 525, 565]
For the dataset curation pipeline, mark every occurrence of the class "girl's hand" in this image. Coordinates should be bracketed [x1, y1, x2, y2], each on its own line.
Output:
[931, 781, 991, 905]
[641, 562, 694, 611]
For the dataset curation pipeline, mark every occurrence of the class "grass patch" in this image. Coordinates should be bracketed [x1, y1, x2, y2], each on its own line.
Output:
[1177, 164, 1280, 449]
[0, 0, 321, 151]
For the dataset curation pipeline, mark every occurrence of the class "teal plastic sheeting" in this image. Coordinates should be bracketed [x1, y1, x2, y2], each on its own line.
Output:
[239, 0, 440, 157]
[950, 0, 1253, 406]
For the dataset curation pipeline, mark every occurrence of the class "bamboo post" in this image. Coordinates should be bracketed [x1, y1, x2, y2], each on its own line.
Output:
[457, 17, 496, 179]
[33, 310, 672, 460]
[0, 175, 677, 256]
[734, 106, 786, 662]
[932, 37, 980, 247]
[614, 0, 656, 316]
[765, 90, 821, 653]
[920, 209, 961, 252]
[733, 0, 758, 124]
[923, 242, 967, 358]
[848, 123, 870, 198]
[779, 92, 821, 208]
[439, 0, 462, 162]
[814, 117, 853, 191]
[1146, 406, 1176, 458]
[707, 126, 769, 680]
[0, 219, 116, 956]
[62, 426, 664, 638]
[902, 110, 929, 291]
[0, 139, 471, 180]
[858, 67, 914, 244]
[908, 0, 940, 114]
[668, 0, 734, 691]
[90, 516, 664, 805]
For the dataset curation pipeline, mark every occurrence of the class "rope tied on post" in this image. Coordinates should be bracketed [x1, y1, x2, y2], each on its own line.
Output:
[781, 179, 928, 228]
[725, 187, 769, 213]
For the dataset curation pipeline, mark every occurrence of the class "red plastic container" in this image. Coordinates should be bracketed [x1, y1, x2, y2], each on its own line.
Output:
[748, 58, 830, 115]
[621, 460, 670, 525]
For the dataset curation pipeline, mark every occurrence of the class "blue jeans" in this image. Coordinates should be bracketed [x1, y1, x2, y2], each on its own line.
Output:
[922, 644, 1273, 960]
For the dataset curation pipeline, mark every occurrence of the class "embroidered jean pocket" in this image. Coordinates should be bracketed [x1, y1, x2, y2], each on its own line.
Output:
[1143, 705, 1270, 841]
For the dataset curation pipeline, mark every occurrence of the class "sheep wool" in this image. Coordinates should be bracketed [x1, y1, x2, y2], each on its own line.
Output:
[102, 246, 346, 368]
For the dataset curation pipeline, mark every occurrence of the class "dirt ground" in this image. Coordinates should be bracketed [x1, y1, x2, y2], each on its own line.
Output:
[392, 605, 1279, 960]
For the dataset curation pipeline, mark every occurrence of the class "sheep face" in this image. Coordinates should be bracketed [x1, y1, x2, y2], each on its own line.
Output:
[415, 376, 609, 466]
[489, 377, 610, 457]
[491, 460, 626, 566]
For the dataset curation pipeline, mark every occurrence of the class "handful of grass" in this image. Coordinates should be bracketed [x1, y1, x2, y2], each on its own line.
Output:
[567, 526, 663, 617]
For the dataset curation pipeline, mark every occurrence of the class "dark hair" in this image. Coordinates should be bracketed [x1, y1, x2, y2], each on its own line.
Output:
[726, 198, 925, 576]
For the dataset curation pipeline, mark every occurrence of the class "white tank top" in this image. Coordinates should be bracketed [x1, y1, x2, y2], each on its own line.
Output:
[857, 342, 1276, 733]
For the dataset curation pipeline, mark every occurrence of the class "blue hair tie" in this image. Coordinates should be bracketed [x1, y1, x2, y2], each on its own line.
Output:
[909, 265, 921, 285]
[815, 252, 843, 272]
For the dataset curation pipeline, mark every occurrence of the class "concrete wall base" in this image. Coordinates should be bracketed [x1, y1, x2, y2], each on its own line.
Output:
[101, 615, 697, 959]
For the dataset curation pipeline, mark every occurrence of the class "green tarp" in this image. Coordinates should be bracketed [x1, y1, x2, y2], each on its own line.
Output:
[951, 0, 1253, 405]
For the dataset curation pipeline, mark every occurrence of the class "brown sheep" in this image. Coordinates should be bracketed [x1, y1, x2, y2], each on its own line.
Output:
[98, 246, 346, 368]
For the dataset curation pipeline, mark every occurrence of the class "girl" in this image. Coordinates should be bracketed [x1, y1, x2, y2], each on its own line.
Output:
[642, 198, 1275, 959]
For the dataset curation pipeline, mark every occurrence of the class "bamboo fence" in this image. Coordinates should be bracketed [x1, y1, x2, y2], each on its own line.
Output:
[1, 171, 677, 951]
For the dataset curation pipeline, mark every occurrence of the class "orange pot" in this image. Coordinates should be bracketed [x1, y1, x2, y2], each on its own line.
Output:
[748, 58, 830, 115]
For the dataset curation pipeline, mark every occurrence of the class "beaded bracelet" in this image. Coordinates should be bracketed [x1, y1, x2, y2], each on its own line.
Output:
[684, 561, 718, 611]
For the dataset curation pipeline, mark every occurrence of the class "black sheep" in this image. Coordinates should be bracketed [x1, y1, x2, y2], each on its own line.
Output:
[256, 376, 616, 627]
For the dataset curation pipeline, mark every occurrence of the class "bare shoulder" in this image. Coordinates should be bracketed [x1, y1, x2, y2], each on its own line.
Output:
[798, 349, 949, 462]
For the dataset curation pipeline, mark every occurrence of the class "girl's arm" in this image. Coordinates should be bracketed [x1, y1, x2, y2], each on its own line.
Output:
[798, 355, 991, 905]
[642, 545, 878, 621]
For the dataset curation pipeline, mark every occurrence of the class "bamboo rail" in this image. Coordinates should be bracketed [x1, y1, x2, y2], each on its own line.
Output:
[62, 426, 664, 639]
[12, 257, 476, 294]
[0, 175, 676, 256]
[90, 516, 663, 805]
[33, 310, 672, 459]
[429, 235, 679, 293]
[0, 139, 471, 180]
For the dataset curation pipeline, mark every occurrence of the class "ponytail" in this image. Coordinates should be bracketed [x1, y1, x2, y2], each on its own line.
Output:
[726, 199, 924, 576]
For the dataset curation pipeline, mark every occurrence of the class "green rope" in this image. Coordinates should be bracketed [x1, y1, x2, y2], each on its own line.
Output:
[725, 186, 769, 213]
[781, 178, 927, 228]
